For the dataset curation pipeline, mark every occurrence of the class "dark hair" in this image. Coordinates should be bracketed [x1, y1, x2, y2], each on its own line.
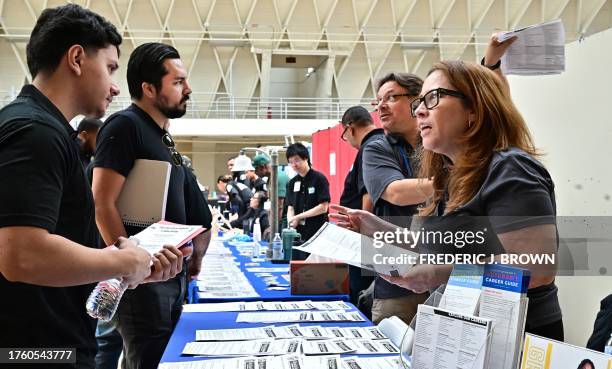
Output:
[286, 143, 310, 162]
[77, 117, 102, 133]
[341, 106, 373, 128]
[375, 72, 423, 96]
[252, 191, 268, 209]
[577, 359, 595, 369]
[217, 174, 232, 183]
[127, 43, 180, 99]
[26, 4, 121, 78]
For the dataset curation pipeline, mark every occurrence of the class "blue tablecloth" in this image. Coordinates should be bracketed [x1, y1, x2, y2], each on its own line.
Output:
[160, 303, 373, 363]
[190, 241, 349, 303]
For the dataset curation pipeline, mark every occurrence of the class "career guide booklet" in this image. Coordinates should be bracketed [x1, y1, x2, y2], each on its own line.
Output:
[131, 220, 205, 255]
[293, 222, 418, 277]
[411, 304, 492, 369]
[478, 264, 530, 369]
[440, 264, 484, 315]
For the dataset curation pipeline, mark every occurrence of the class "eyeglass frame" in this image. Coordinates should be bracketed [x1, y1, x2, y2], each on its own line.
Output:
[410, 87, 467, 117]
[161, 133, 183, 166]
[371, 93, 414, 109]
[340, 122, 351, 141]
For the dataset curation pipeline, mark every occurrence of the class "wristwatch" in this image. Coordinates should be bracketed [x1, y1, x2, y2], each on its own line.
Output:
[480, 57, 501, 70]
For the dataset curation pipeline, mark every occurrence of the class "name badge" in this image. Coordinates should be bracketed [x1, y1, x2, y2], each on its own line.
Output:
[293, 181, 301, 192]
[308, 187, 315, 194]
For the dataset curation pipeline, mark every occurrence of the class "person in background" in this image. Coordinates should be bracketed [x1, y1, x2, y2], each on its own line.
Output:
[216, 174, 253, 217]
[338, 106, 384, 309]
[0, 4, 164, 368]
[92, 42, 210, 369]
[285, 143, 330, 260]
[252, 154, 290, 228]
[227, 157, 235, 172]
[230, 191, 271, 238]
[245, 167, 268, 193]
[75, 117, 102, 168]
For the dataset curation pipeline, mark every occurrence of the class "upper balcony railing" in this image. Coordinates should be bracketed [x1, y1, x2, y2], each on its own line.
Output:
[0, 90, 374, 120]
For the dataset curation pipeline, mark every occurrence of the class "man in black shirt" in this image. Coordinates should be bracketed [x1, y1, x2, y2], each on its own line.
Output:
[338, 106, 384, 306]
[0, 5, 177, 369]
[75, 117, 102, 168]
[92, 43, 211, 369]
[285, 143, 331, 260]
[361, 72, 433, 324]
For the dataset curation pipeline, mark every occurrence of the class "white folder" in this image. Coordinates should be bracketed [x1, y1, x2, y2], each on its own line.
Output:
[116, 159, 171, 227]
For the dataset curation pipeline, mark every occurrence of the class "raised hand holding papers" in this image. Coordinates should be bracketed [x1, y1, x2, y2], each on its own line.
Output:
[498, 19, 565, 75]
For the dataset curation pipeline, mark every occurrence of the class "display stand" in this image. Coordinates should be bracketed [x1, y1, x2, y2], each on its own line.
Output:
[398, 284, 528, 369]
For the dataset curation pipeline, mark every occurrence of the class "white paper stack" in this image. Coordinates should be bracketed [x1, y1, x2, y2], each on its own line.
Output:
[499, 19, 565, 75]
[235, 310, 365, 323]
[182, 339, 301, 357]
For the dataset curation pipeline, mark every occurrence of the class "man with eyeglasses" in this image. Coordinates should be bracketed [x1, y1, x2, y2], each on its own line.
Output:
[337, 106, 384, 309]
[357, 72, 433, 325]
[92, 43, 212, 369]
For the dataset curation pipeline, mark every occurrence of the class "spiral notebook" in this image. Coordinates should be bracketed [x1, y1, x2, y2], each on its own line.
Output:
[116, 159, 172, 227]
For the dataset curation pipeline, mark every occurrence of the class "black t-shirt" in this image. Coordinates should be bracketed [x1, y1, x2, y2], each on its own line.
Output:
[184, 170, 213, 231]
[339, 128, 384, 209]
[425, 147, 560, 327]
[0, 85, 98, 360]
[95, 104, 197, 235]
[286, 169, 331, 242]
[362, 134, 420, 299]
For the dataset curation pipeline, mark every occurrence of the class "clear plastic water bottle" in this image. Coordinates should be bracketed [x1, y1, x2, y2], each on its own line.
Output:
[605, 332, 612, 355]
[252, 219, 262, 260]
[85, 277, 128, 321]
[272, 233, 283, 260]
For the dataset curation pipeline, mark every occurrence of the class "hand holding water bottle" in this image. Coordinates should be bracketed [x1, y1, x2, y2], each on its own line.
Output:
[115, 236, 153, 288]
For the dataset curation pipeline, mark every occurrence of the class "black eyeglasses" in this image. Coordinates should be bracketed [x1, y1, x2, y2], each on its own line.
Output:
[371, 93, 414, 108]
[340, 123, 350, 141]
[410, 88, 467, 117]
[161, 133, 183, 166]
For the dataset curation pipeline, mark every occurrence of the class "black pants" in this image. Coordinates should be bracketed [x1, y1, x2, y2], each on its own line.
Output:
[525, 319, 564, 341]
[116, 270, 186, 369]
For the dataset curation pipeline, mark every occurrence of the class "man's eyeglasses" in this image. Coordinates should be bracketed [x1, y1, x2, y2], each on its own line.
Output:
[162, 133, 183, 166]
[371, 93, 414, 108]
[340, 123, 350, 141]
[410, 88, 467, 117]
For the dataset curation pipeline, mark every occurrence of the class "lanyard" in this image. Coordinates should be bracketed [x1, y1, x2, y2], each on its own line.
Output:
[397, 146, 413, 178]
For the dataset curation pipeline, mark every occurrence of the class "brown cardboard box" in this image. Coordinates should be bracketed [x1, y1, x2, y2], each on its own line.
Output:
[290, 260, 349, 295]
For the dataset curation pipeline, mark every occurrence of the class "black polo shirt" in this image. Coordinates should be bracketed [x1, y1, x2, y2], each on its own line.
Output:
[362, 134, 420, 299]
[0, 85, 99, 361]
[339, 128, 384, 209]
[95, 104, 193, 236]
[286, 168, 331, 242]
